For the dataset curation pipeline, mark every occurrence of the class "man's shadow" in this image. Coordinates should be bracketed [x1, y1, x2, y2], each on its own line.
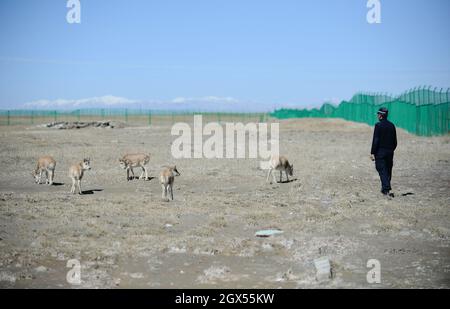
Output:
[401, 192, 414, 197]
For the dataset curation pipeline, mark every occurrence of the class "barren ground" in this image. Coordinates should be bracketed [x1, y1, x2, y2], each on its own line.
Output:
[0, 118, 449, 288]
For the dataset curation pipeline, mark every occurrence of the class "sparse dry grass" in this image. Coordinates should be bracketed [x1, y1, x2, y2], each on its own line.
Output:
[0, 119, 449, 288]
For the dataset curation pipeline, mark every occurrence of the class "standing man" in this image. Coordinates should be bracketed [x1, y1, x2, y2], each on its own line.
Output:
[371, 107, 397, 197]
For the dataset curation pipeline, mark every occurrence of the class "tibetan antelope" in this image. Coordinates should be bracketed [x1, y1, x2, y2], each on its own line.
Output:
[266, 155, 294, 184]
[160, 166, 180, 201]
[69, 158, 91, 194]
[119, 153, 150, 181]
[32, 156, 56, 185]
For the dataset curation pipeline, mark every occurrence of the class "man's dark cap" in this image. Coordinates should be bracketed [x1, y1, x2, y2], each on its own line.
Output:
[377, 107, 388, 116]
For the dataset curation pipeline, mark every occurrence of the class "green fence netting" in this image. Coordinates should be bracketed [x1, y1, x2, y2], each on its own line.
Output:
[271, 86, 450, 136]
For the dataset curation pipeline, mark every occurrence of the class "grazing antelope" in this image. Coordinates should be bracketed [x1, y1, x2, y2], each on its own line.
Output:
[266, 155, 294, 184]
[160, 166, 180, 201]
[69, 158, 91, 195]
[32, 156, 56, 185]
[119, 153, 150, 181]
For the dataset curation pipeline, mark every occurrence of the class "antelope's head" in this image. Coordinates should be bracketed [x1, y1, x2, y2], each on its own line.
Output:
[82, 158, 91, 171]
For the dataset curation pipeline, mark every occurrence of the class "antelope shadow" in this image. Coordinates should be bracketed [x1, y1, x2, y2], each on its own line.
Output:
[81, 189, 104, 195]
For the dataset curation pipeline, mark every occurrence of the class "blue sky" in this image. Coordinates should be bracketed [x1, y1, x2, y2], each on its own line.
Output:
[0, 0, 449, 111]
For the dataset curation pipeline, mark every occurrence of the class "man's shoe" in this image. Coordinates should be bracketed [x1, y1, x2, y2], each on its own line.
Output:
[388, 192, 395, 198]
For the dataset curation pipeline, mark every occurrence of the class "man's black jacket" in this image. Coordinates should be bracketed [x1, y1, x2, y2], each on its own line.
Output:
[371, 118, 397, 155]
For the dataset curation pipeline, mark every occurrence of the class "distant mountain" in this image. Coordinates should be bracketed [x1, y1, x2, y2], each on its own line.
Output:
[22, 95, 282, 112]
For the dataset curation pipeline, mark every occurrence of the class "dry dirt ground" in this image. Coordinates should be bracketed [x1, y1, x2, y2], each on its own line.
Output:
[0, 118, 449, 288]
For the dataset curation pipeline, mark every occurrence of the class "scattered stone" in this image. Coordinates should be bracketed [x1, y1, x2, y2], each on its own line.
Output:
[114, 278, 121, 286]
[129, 272, 144, 279]
[34, 266, 48, 273]
[255, 229, 284, 237]
[277, 269, 299, 281]
[399, 230, 411, 237]
[197, 266, 231, 284]
[261, 243, 274, 251]
[314, 257, 332, 282]
[168, 246, 187, 253]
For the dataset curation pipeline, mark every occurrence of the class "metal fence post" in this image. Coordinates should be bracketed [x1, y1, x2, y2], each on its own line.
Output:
[417, 87, 421, 104]
[421, 86, 425, 105]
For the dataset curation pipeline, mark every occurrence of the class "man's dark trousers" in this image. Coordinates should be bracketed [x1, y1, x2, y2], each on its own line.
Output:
[375, 148, 394, 193]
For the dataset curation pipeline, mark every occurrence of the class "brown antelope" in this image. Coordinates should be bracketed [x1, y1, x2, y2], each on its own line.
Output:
[266, 155, 294, 184]
[160, 166, 180, 201]
[69, 158, 91, 194]
[119, 153, 150, 181]
[32, 156, 56, 185]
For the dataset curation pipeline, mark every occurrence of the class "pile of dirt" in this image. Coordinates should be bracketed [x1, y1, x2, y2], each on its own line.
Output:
[42, 121, 125, 129]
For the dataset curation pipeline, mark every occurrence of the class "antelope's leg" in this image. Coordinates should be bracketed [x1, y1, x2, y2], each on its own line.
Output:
[161, 184, 166, 199]
[71, 178, 75, 194]
[266, 168, 272, 183]
[272, 169, 277, 184]
[48, 170, 54, 185]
